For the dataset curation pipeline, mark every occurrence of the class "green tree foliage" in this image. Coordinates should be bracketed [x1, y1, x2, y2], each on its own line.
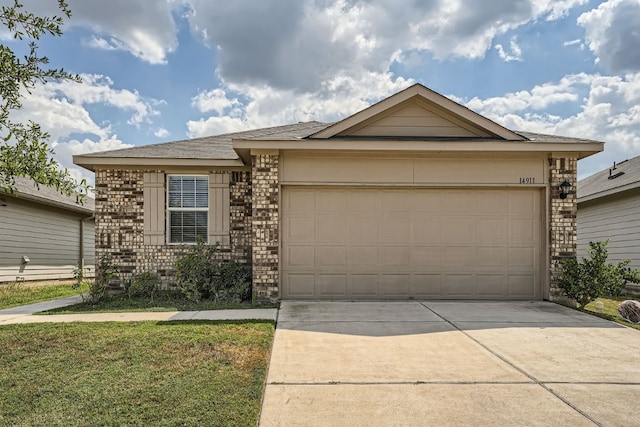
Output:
[559, 240, 640, 308]
[0, 0, 89, 200]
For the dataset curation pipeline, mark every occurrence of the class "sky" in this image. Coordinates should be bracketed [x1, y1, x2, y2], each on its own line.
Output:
[6, 0, 640, 186]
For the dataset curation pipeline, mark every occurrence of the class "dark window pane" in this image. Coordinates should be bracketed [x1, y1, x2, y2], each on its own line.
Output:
[170, 211, 182, 227]
[170, 227, 182, 243]
[196, 211, 208, 227]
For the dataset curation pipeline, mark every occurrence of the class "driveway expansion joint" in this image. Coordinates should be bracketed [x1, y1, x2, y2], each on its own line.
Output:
[418, 301, 604, 427]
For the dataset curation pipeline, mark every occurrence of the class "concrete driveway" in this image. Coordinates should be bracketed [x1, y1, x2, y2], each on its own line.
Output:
[260, 301, 640, 426]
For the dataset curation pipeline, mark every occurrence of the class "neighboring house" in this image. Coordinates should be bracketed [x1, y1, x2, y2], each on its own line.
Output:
[577, 155, 640, 271]
[74, 84, 603, 301]
[0, 177, 95, 283]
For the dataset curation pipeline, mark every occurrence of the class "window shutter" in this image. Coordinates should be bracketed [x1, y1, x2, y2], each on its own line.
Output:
[143, 172, 165, 245]
[209, 173, 230, 246]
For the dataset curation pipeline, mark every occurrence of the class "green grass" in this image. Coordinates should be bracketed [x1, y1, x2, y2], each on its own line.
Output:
[584, 296, 640, 330]
[0, 320, 274, 427]
[0, 283, 87, 309]
[44, 293, 278, 314]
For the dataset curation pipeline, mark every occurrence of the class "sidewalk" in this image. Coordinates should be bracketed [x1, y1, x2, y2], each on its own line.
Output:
[0, 296, 278, 325]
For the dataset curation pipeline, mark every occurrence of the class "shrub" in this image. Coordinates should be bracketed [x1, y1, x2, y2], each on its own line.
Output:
[174, 240, 252, 303]
[87, 254, 119, 304]
[211, 262, 252, 304]
[127, 272, 161, 300]
[558, 241, 640, 308]
[174, 241, 219, 302]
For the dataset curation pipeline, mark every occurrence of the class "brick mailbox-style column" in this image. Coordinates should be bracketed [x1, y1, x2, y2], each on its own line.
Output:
[548, 157, 577, 301]
[251, 152, 280, 301]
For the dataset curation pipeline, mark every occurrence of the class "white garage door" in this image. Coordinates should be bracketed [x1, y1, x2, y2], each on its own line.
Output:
[282, 187, 542, 300]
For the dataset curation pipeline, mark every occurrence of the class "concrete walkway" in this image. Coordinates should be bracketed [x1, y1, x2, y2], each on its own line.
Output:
[260, 301, 640, 427]
[0, 295, 277, 324]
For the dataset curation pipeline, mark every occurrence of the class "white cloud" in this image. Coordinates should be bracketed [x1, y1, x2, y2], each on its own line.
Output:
[578, 0, 640, 73]
[191, 89, 241, 115]
[154, 128, 170, 138]
[495, 37, 524, 62]
[461, 72, 640, 178]
[25, 0, 178, 64]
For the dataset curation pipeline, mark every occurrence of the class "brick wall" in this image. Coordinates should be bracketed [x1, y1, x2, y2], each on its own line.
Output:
[94, 169, 252, 286]
[548, 157, 577, 301]
[251, 154, 280, 301]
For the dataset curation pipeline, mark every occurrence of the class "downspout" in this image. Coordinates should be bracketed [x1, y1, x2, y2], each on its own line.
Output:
[80, 215, 95, 276]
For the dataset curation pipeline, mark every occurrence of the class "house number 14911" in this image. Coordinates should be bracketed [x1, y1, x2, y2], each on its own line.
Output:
[519, 177, 535, 184]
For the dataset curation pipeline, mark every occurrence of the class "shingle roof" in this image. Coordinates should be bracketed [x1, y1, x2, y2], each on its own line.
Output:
[3, 176, 95, 215]
[79, 121, 332, 160]
[578, 154, 640, 200]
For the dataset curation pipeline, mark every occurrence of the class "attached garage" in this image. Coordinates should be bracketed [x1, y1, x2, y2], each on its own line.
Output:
[282, 186, 542, 300]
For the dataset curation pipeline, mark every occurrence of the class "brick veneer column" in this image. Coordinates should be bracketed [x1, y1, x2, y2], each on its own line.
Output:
[251, 153, 280, 300]
[548, 157, 577, 301]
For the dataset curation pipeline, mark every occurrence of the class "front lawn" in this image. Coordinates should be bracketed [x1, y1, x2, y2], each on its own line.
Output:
[43, 293, 278, 314]
[0, 321, 274, 426]
[0, 283, 87, 309]
[584, 296, 640, 330]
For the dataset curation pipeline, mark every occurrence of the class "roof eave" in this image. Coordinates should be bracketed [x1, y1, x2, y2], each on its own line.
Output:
[578, 180, 640, 203]
[233, 138, 603, 158]
[3, 190, 94, 215]
[73, 155, 247, 171]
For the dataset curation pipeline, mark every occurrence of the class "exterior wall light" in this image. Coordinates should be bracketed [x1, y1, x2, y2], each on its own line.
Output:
[559, 180, 571, 199]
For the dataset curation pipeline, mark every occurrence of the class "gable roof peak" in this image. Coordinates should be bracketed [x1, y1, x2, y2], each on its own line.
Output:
[309, 83, 526, 141]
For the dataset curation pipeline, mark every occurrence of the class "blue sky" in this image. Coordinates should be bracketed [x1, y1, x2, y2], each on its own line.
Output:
[9, 0, 640, 185]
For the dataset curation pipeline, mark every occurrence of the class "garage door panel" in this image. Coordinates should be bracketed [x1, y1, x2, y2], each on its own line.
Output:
[285, 217, 315, 241]
[348, 191, 379, 212]
[350, 274, 379, 296]
[412, 191, 441, 212]
[509, 219, 536, 243]
[477, 275, 508, 297]
[477, 247, 507, 268]
[410, 246, 443, 268]
[380, 191, 412, 212]
[411, 274, 443, 296]
[317, 216, 347, 242]
[380, 274, 410, 295]
[282, 187, 541, 300]
[442, 275, 475, 297]
[413, 218, 441, 244]
[508, 275, 536, 297]
[318, 246, 347, 267]
[285, 246, 315, 268]
[441, 247, 476, 268]
[348, 246, 379, 267]
[477, 218, 507, 243]
[380, 217, 411, 242]
[509, 247, 536, 268]
[443, 218, 476, 244]
[287, 274, 316, 297]
[318, 274, 347, 296]
[379, 246, 411, 267]
[287, 189, 316, 212]
[509, 192, 536, 215]
[348, 217, 379, 242]
[477, 192, 508, 214]
[317, 191, 347, 212]
[443, 192, 476, 213]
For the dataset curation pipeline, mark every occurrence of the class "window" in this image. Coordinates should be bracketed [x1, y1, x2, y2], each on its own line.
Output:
[167, 176, 208, 243]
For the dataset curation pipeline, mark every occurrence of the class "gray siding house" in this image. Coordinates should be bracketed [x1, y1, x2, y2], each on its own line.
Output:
[0, 177, 95, 283]
[75, 84, 603, 301]
[577, 155, 640, 271]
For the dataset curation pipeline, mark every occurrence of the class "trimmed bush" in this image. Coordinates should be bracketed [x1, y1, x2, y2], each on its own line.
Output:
[127, 272, 161, 300]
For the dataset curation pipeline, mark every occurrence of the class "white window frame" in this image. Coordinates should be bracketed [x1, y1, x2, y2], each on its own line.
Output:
[166, 174, 209, 245]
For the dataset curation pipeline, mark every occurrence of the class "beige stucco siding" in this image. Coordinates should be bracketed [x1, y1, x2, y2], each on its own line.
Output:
[282, 187, 542, 300]
[578, 190, 640, 270]
[0, 196, 94, 282]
